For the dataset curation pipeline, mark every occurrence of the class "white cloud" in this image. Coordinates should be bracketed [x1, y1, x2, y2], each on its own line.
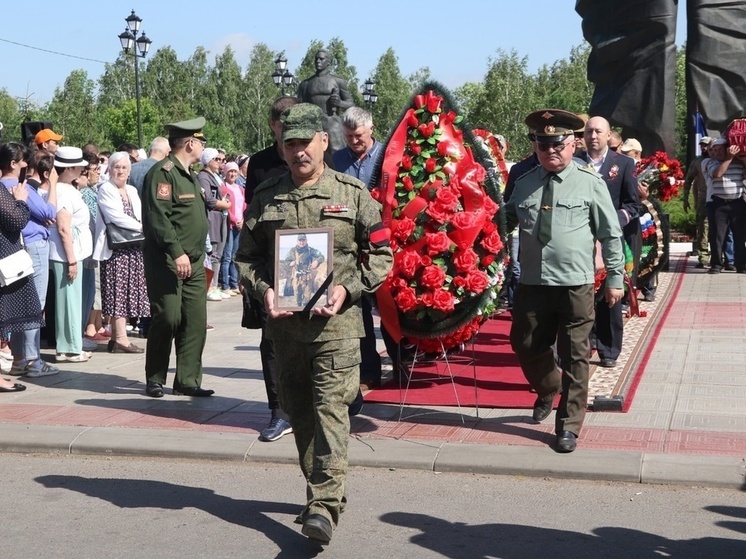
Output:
[208, 33, 258, 66]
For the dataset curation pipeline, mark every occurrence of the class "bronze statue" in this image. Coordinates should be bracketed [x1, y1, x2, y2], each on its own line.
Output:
[297, 49, 354, 152]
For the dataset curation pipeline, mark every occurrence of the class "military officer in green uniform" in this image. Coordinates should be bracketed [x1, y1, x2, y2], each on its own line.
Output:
[505, 109, 625, 453]
[236, 103, 392, 545]
[141, 117, 214, 398]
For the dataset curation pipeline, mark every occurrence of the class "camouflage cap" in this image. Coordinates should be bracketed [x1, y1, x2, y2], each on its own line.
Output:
[165, 116, 207, 141]
[525, 109, 585, 140]
[281, 103, 324, 142]
[297, 233, 307, 240]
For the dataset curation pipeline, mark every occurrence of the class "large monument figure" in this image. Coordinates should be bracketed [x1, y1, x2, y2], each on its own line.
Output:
[576, 0, 746, 156]
[297, 49, 354, 152]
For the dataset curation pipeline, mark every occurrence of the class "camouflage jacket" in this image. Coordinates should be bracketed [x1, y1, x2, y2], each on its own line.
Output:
[236, 166, 393, 342]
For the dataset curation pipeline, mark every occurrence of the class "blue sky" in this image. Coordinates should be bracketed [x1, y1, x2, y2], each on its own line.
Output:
[1, 1, 687, 105]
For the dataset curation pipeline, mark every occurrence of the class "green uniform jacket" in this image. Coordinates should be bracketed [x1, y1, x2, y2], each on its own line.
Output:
[142, 155, 208, 262]
[505, 161, 625, 289]
[236, 167, 393, 343]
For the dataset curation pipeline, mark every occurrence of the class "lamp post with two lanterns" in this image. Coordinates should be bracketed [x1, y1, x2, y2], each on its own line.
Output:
[272, 56, 296, 96]
[118, 10, 152, 148]
[362, 78, 378, 107]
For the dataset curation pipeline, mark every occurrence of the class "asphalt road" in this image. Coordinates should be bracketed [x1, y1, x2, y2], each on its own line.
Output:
[2, 454, 744, 559]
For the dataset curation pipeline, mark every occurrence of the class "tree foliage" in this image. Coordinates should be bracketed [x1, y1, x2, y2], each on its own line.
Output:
[370, 48, 411, 139]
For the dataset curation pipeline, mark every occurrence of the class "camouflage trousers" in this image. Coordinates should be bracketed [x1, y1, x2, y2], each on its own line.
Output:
[275, 337, 360, 526]
[694, 196, 709, 262]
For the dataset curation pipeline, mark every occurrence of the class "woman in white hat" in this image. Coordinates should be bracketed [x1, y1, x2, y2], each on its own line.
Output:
[48, 146, 93, 362]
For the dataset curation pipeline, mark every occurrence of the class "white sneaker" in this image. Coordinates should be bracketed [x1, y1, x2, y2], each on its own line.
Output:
[220, 290, 231, 299]
[207, 289, 223, 302]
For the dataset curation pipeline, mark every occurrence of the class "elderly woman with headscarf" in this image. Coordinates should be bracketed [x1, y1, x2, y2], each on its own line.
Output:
[92, 151, 149, 354]
[47, 146, 93, 363]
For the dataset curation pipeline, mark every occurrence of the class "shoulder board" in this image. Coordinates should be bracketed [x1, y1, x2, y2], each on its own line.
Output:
[253, 174, 285, 196]
[162, 161, 174, 171]
[577, 165, 600, 177]
[331, 170, 365, 189]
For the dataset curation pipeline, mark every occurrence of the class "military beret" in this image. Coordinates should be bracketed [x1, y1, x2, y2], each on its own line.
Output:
[281, 103, 324, 142]
[165, 116, 207, 141]
[525, 109, 585, 140]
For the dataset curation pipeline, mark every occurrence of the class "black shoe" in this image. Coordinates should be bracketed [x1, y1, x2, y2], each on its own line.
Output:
[172, 383, 214, 397]
[556, 431, 577, 453]
[644, 294, 656, 302]
[695, 262, 705, 269]
[302, 514, 333, 545]
[145, 381, 164, 398]
[258, 417, 293, 442]
[599, 358, 617, 368]
[725, 264, 736, 271]
[348, 389, 364, 416]
[707, 267, 721, 274]
[532, 395, 554, 422]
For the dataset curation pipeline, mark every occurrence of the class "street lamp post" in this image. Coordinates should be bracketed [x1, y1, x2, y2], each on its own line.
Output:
[272, 56, 295, 96]
[362, 78, 378, 107]
[118, 10, 152, 148]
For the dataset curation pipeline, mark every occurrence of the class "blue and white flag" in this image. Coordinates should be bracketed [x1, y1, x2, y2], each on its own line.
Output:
[694, 110, 706, 156]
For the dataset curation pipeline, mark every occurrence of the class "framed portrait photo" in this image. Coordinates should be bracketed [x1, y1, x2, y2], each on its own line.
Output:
[274, 227, 334, 312]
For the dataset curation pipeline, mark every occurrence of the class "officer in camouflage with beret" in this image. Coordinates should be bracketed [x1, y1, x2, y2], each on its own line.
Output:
[236, 103, 393, 545]
[141, 117, 214, 398]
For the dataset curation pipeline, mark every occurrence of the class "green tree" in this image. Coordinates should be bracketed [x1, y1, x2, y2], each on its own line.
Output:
[534, 44, 593, 115]
[200, 46, 245, 152]
[469, 49, 537, 158]
[47, 70, 105, 148]
[370, 48, 411, 139]
[0, 90, 24, 143]
[97, 53, 135, 109]
[102, 98, 160, 148]
[242, 43, 284, 154]
[140, 46, 197, 126]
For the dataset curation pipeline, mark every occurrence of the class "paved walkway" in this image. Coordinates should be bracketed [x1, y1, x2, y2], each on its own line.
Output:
[0, 244, 744, 489]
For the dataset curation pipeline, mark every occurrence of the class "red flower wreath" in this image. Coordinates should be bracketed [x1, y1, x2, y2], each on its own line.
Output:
[635, 151, 684, 202]
[376, 86, 505, 353]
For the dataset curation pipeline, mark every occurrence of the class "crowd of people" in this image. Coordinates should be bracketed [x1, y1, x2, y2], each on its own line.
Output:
[0, 89, 738, 545]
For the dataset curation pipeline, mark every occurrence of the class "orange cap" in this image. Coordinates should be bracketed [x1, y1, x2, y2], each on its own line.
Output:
[34, 128, 63, 145]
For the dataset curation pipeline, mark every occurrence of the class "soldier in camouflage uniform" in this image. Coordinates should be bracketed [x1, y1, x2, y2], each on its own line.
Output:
[236, 103, 392, 545]
[284, 233, 325, 307]
[141, 117, 214, 398]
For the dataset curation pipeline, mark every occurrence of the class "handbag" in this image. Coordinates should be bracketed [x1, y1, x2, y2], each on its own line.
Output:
[0, 249, 34, 287]
[105, 222, 145, 250]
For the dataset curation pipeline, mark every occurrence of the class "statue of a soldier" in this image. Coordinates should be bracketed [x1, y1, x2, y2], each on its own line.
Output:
[297, 49, 354, 152]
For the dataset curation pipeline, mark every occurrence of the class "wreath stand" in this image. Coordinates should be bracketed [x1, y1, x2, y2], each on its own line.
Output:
[396, 336, 480, 423]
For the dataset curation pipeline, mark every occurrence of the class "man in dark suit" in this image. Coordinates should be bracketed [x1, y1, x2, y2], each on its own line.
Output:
[583, 116, 642, 368]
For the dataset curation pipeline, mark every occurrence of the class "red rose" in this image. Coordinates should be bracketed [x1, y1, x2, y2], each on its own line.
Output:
[483, 196, 499, 218]
[406, 109, 419, 128]
[432, 289, 455, 312]
[480, 230, 503, 253]
[402, 175, 414, 192]
[482, 220, 497, 235]
[440, 110, 457, 127]
[401, 155, 412, 171]
[393, 216, 416, 241]
[425, 203, 451, 224]
[395, 250, 422, 278]
[452, 275, 467, 288]
[420, 255, 432, 267]
[426, 91, 442, 114]
[413, 95, 426, 109]
[453, 248, 479, 273]
[419, 292, 434, 308]
[393, 277, 408, 289]
[425, 158, 438, 173]
[451, 211, 477, 230]
[435, 187, 459, 210]
[425, 231, 452, 255]
[418, 122, 435, 138]
[481, 254, 495, 267]
[437, 139, 462, 159]
[409, 141, 422, 156]
[395, 286, 419, 313]
[420, 264, 446, 289]
[465, 270, 490, 293]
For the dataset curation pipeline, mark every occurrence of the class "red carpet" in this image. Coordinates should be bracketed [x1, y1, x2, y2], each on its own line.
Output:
[365, 314, 537, 408]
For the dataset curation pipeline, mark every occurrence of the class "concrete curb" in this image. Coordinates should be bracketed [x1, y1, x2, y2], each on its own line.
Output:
[1, 424, 743, 490]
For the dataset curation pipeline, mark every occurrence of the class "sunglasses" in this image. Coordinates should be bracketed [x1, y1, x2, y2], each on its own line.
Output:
[214, 157, 225, 163]
[609, 145, 621, 152]
[536, 140, 571, 152]
[98, 157, 107, 164]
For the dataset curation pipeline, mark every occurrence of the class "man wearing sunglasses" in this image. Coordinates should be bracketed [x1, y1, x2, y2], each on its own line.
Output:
[505, 109, 624, 453]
